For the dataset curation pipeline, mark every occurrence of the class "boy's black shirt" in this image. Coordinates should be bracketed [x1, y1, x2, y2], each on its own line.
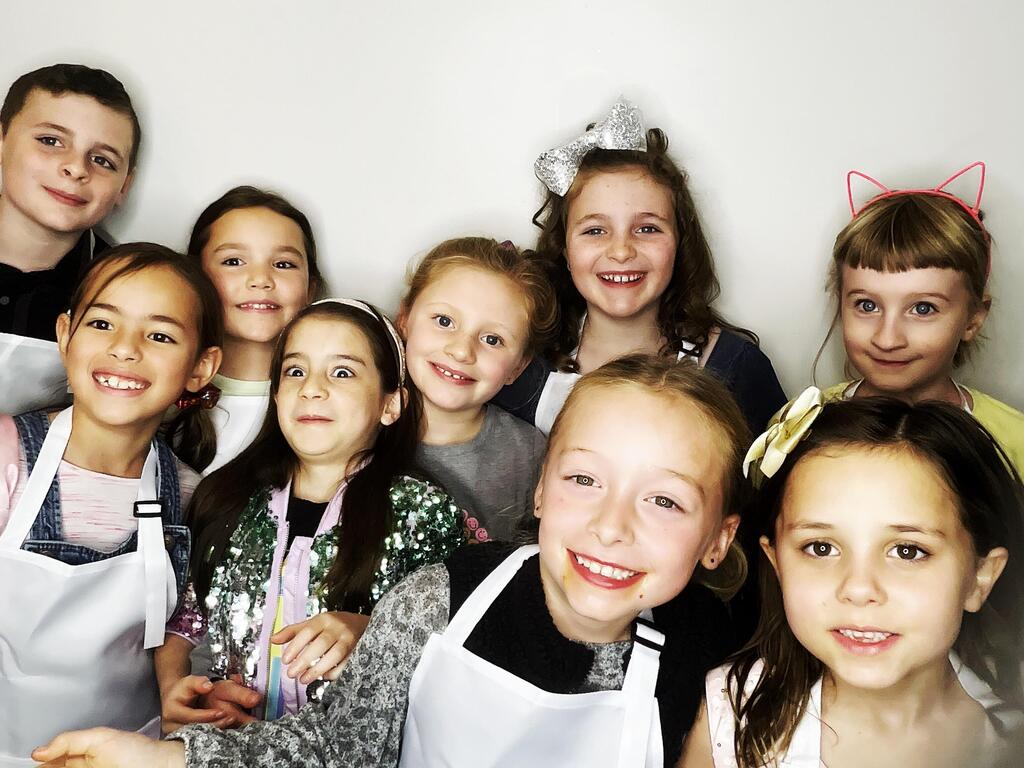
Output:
[0, 230, 109, 341]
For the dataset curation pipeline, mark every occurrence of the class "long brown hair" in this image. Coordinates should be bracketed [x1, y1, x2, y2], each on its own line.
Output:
[731, 398, 1024, 766]
[171, 185, 324, 471]
[189, 301, 420, 613]
[531, 128, 756, 371]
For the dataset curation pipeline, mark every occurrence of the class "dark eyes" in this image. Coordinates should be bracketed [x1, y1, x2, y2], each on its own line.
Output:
[434, 314, 453, 329]
[888, 544, 928, 561]
[803, 541, 838, 558]
[649, 495, 678, 510]
[149, 332, 176, 344]
[482, 334, 503, 347]
[283, 366, 305, 378]
[274, 260, 299, 269]
[569, 474, 595, 487]
[910, 302, 937, 316]
[854, 299, 878, 313]
[91, 155, 116, 171]
[37, 136, 61, 147]
[221, 257, 243, 267]
[330, 367, 354, 379]
[86, 318, 112, 331]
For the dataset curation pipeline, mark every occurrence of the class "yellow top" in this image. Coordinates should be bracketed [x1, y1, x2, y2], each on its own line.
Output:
[820, 381, 1024, 479]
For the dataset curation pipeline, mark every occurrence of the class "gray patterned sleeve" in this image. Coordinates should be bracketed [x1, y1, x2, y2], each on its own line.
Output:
[173, 564, 452, 768]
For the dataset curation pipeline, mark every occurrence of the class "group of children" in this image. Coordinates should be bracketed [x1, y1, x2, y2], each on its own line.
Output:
[0, 64, 1021, 768]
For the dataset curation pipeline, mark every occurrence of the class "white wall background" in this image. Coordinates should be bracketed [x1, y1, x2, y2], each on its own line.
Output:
[4, 0, 1022, 408]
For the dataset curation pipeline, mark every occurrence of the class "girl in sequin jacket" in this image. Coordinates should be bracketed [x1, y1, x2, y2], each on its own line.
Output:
[154, 299, 464, 731]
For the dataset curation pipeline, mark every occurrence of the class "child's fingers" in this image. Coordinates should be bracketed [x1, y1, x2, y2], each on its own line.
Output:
[32, 727, 112, 761]
[285, 633, 335, 679]
[297, 642, 350, 684]
[269, 622, 300, 645]
[206, 679, 262, 709]
[278, 625, 319, 665]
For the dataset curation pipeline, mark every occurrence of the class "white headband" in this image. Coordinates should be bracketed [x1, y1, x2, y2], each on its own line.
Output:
[311, 297, 406, 386]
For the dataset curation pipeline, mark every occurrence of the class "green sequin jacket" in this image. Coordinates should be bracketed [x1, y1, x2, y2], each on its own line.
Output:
[167, 475, 464, 715]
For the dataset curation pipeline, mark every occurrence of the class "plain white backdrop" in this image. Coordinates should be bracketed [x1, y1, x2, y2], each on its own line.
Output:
[3, 0, 1022, 407]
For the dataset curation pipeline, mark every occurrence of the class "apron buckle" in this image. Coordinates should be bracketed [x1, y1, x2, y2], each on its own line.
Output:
[133, 500, 164, 519]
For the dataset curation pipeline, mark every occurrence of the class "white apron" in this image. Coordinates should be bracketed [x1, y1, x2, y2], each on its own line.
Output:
[399, 545, 665, 768]
[0, 408, 175, 766]
[0, 332, 68, 416]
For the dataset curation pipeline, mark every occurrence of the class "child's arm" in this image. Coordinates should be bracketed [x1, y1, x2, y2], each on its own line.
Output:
[676, 699, 717, 767]
[36, 564, 449, 768]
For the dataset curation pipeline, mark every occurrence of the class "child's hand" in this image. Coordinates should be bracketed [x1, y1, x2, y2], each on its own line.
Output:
[202, 677, 262, 729]
[32, 727, 185, 768]
[272, 610, 370, 685]
[160, 675, 224, 735]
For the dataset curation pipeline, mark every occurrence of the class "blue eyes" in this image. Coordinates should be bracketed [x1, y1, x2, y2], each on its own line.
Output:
[432, 316, 504, 347]
[853, 299, 939, 316]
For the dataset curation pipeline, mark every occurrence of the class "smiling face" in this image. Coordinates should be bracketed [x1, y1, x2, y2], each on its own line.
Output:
[400, 265, 530, 417]
[565, 168, 677, 325]
[765, 447, 1005, 693]
[57, 261, 217, 433]
[274, 315, 399, 471]
[0, 89, 134, 236]
[534, 383, 738, 643]
[200, 206, 311, 348]
[840, 265, 987, 403]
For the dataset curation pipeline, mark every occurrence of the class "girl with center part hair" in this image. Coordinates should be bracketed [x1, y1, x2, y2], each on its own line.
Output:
[36, 355, 751, 768]
[153, 300, 463, 733]
[814, 162, 1024, 476]
[680, 396, 1024, 768]
[0, 244, 222, 764]
[399, 236, 557, 542]
[169, 186, 323, 475]
[496, 99, 786, 436]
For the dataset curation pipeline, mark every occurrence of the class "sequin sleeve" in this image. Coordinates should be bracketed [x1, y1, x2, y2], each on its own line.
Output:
[165, 581, 207, 645]
[368, 475, 464, 607]
[173, 563, 451, 768]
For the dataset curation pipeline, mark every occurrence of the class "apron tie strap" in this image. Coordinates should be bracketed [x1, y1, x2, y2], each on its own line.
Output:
[134, 500, 167, 649]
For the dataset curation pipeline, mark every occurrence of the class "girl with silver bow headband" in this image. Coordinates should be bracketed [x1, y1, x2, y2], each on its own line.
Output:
[153, 298, 464, 731]
[495, 99, 786, 439]
[681, 395, 1024, 768]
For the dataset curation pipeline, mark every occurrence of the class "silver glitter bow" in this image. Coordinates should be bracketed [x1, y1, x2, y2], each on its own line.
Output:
[534, 99, 647, 196]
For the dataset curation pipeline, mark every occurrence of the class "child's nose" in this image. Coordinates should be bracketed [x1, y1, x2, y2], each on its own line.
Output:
[61, 155, 89, 181]
[588, 493, 635, 548]
[444, 332, 476, 364]
[298, 374, 327, 399]
[107, 330, 141, 361]
[835, 558, 886, 607]
[870, 315, 906, 351]
[607, 234, 637, 263]
[247, 265, 274, 290]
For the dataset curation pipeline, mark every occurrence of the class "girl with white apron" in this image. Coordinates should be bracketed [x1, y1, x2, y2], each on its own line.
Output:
[0, 407, 177, 767]
[399, 545, 665, 768]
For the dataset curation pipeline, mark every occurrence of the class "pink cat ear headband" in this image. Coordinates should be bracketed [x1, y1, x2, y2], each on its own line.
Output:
[847, 161, 991, 277]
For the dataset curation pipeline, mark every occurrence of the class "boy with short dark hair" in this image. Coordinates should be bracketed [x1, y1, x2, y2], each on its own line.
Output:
[0, 63, 140, 340]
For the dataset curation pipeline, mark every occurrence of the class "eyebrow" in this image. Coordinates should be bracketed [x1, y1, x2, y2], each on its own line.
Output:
[784, 521, 947, 538]
[89, 303, 186, 329]
[890, 524, 947, 538]
[574, 211, 673, 224]
[212, 243, 305, 259]
[35, 123, 125, 162]
[282, 352, 366, 366]
[561, 448, 706, 499]
[421, 301, 520, 338]
[844, 288, 952, 302]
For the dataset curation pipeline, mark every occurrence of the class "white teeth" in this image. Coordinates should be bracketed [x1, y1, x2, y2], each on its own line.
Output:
[574, 554, 638, 581]
[95, 374, 146, 391]
[437, 366, 467, 381]
[600, 273, 644, 284]
[242, 303, 277, 310]
[838, 629, 892, 643]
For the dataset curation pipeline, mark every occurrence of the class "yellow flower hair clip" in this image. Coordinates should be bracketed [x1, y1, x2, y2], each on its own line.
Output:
[743, 386, 824, 487]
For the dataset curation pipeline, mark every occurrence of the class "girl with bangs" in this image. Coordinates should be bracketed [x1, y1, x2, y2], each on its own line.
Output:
[815, 163, 1023, 475]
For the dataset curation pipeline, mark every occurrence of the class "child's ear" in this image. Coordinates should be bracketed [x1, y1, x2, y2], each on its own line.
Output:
[380, 387, 405, 426]
[532, 471, 546, 520]
[504, 354, 532, 386]
[964, 546, 1008, 613]
[962, 294, 990, 343]
[759, 535, 780, 575]
[186, 346, 222, 393]
[396, 302, 409, 338]
[701, 514, 740, 569]
[116, 169, 136, 205]
[55, 311, 72, 363]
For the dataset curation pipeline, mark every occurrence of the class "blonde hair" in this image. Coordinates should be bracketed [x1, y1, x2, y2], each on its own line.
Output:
[826, 193, 989, 368]
[548, 354, 752, 597]
[403, 237, 558, 358]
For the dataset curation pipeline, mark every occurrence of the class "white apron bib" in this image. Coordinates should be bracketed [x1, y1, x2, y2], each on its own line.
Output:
[399, 545, 665, 768]
[0, 408, 175, 766]
[0, 332, 68, 416]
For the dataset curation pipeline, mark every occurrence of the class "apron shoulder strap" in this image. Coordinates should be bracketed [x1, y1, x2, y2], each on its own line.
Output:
[445, 545, 539, 645]
[12, 411, 63, 541]
[0, 414, 19, 470]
